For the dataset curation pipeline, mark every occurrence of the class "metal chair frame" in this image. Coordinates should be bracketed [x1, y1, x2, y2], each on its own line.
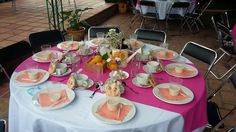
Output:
[0, 119, 6, 132]
[165, 1, 190, 30]
[182, 0, 212, 33]
[180, 41, 217, 79]
[129, 0, 141, 29]
[134, 28, 166, 43]
[139, 0, 159, 29]
[87, 26, 120, 40]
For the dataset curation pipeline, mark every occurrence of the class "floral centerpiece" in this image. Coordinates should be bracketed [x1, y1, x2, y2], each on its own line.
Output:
[105, 29, 123, 49]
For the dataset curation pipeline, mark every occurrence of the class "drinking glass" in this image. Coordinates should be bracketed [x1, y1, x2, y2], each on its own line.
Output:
[41, 44, 51, 51]
[64, 34, 73, 41]
[96, 32, 105, 39]
[130, 57, 140, 78]
[95, 64, 104, 85]
[71, 55, 80, 72]
[160, 42, 169, 49]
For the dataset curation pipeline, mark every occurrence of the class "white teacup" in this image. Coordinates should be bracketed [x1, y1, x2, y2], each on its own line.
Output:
[55, 63, 68, 75]
[64, 52, 76, 63]
[140, 51, 150, 60]
[136, 73, 149, 85]
[75, 74, 88, 88]
[175, 65, 185, 74]
[78, 45, 90, 55]
[146, 61, 159, 73]
[159, 49, 167, 56]
[107, 97, 120, 111]
[27, 70, 39, 80]
[169, 85, 181, 96]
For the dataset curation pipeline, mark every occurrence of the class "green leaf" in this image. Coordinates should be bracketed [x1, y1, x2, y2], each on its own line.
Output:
[102, 53, 109, 60]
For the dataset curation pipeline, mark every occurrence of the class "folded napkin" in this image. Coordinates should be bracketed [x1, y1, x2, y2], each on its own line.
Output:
[91, 38, 103, 46]
[157, 51, 174, 59]
[61, 43, 79, 50]
[158, 88, 190, 101]
[16, 71, 45, 83]
[168, 67, 195, 76]
[36, 52, 54, 61]
[38, 89, 69, 107]
[96, 102, 132, 121]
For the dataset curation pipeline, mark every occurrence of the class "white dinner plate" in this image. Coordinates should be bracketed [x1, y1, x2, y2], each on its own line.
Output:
[51, 68, 72, 77]
[132, 77, 151, 88]
[92, 97, 136, 124]
[32, 50, 63, 63]
[153, 83, 194, 104]
[32, 82, 75, 110]
[57, 41, 80, 51]
[153, 49, 178, 60]
[88, 38, 109, 47]
[165, 63, 198, 78]
[109, 70, 129, 80]
[13, 69, 49, 87]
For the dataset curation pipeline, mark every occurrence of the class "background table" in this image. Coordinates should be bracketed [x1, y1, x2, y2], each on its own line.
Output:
[9, 44, 207, 132]
[137, 0, 195, 20]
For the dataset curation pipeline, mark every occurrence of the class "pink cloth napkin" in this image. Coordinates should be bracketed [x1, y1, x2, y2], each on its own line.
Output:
[16, 71, 45, 83]
[38, 89, 69, 107]
[158, 88, 190, 101]
[166, 67, 196, 77]
[61, 42, 79, 50]
[96, 102, 132, 121]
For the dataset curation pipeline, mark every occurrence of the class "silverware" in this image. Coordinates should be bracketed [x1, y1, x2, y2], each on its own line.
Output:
[122, 82, 139, 94]
[89, 84, 100, 98]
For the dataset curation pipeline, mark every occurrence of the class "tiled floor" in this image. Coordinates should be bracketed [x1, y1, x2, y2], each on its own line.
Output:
[0, 0, 114, 48]
[0, 0, 236, 131]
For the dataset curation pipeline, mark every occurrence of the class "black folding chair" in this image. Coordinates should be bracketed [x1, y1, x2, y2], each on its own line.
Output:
[129, 0, 141, 29]
[139, 0, 159, 29]
[134, 28, 166, 44]
[0, 119, 6, 132]
[208, 67, 236, 131]
[0, 41, 33, 79]
[165, 1, 190, 31]
[224, 11, 236, 29]
[29, 30, 64, 53]
[87, 26, 120, 40]
[182, 0, 212, 33]
[211, 15, 236, 75]
[180, 41, 217, 79]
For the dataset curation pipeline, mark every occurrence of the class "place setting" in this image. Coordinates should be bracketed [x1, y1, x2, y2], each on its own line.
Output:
[88, 32, 110, 47]
[132, 73, 156, 88]
[164, 63, 198, 78]
[32, 81, 75, 110]
[143, 60, 163, 74]
[48, 62, 72, 77]
[32, 50, 63, 63]
[150, 48, 178, 60]
[66, 73, 94, 90]
[13, 63, 50, 87]
[92, 78, 136, 124]
[57, 41, 81, 51]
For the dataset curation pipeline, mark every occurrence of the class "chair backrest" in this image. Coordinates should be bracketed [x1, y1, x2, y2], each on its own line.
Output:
[139, 0, 158, 16]
[190, 0, 212, 18]
[0, 41, 33, 79]
[129, 0, 138, 12]
[88, 26, 120, 40]
[166, 2, 190, 20]
[29, 30, 64, 53]
[180, 41, 217, 78]
[134, 28, 166, 43]
[0, 119, 6, 132]
[229, 69, 236, 89]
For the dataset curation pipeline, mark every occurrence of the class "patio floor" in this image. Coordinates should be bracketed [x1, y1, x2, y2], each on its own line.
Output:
[0, 0, 236, 131]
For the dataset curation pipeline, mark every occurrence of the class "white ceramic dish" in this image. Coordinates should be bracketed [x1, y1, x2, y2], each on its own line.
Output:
[57, 41, 80, 51]
[76, 79, 94, 89]
[165, 63, 198, 78]
[109, 70, 129, 80]
[132, 77, 151, 88]
[92, 97, 136, 124]
[77, 48, 93, 56]
[32, 50, 63, 63]
[153, 83, 194, 104]
[88, 38, 109, 47]
[51, 68, 72, 77]
[32, 82, 75, 110]
[13, 69, 49, 87]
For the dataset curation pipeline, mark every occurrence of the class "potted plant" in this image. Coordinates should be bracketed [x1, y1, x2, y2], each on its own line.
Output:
[117, 0, 128, 13]
[62, 7, 92, 41]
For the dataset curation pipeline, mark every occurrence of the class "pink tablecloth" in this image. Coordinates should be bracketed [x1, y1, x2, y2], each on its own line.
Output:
[15, 48, 207, 132]
[232, 24, 236, 45]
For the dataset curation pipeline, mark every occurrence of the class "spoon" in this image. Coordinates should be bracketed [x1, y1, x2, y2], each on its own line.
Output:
[89, 84, 100, 98]
[122, 82, 139, 94]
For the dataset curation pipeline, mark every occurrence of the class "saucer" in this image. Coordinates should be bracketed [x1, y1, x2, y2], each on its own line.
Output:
[132, 77, 151, 88]
[109, 70, 129, 80]
[61, 58, 80, 64]
[77, 48, 93, 56]
[143, 65, 162, 74]
[77, 79, 94, 89]
[51, 68, 72, 77]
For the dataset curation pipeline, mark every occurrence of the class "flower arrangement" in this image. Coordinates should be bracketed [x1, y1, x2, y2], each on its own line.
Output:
[105, 29, 123, 49]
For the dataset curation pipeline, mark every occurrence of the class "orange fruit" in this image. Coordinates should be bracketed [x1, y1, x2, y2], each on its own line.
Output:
[107, 63, 118, 71]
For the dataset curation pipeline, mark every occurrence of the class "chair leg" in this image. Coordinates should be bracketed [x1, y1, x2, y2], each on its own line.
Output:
[0, 65, 10, 80]
[129, 14, 139, 29]
[12, 0, 16, 11]
[140, 18, 145, 28]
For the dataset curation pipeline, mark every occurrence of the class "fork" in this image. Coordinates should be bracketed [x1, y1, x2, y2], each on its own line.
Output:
[89, 84, 100, 98]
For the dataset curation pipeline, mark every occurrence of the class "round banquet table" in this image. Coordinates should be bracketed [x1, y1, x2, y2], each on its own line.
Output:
[8, 44, 207, 132]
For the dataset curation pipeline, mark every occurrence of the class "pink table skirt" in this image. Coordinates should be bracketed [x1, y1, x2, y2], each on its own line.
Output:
[232, 24, 236, 45]
[15, 48, 207, 132]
